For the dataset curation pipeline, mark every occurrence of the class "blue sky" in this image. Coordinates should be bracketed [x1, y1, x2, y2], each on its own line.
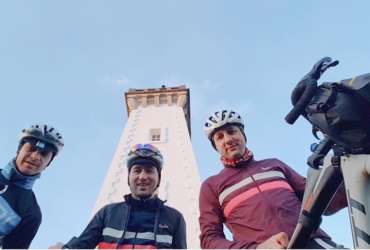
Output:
[1, 1, 369, 248]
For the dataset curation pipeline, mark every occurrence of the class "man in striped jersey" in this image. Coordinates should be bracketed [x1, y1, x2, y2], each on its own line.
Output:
[199, 110, 347, 249]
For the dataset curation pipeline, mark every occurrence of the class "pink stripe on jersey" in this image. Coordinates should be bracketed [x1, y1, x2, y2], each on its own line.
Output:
[223, 180, 293, 218]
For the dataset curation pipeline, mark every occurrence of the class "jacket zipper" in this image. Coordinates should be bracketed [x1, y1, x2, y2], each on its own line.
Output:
[116, 204, 131, 249]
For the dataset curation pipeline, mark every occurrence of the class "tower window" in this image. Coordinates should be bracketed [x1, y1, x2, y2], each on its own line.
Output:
[159, 94, 167, 104]
[147, 95, 155, 105]
[136, 97, 142, 106]
[172, 94, 178, 105]
[150, 128, 161, 142]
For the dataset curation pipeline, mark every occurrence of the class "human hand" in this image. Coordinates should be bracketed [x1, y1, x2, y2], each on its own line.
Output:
[256, 232, 289, 249]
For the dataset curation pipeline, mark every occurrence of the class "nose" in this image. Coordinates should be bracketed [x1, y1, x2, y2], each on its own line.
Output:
[223, 133, 233, 145]
[138, 170, 149, 179]
[30, 150, 42, 160]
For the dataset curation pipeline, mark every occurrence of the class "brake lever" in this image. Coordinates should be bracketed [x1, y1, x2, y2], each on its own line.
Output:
[301, 57, 339, 82]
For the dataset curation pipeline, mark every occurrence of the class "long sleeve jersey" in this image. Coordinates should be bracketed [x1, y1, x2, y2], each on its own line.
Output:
[64, 194, 187, 249]
[199, 158, 347, 249]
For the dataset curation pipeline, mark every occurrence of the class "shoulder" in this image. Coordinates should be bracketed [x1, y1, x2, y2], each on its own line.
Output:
[250, 157, 292, 170]
[254, 157, 287, 165]
[90, 201, 128, 223]
[200, 175, 218, 197]
[99, 201, 128, 213]
[201, 167, 231, 189]
[155, 197, 183, 218]
[161, 204, 185, 228]
[162, 204, 182, 217]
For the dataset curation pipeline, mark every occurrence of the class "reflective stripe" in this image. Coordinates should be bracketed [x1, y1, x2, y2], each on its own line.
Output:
[314, 238, 336, 249]
[135, 232, 172, 244]
[102, 227, 123, 239]
[219, 171, 286, 205]
[156, 234, 173, 244]
[223, 180, 293, 218]
[137, 232, 155, 240]
[120, 244, 156, 249]
[103, 230, 173, 245]
[123, 231, 136, 239]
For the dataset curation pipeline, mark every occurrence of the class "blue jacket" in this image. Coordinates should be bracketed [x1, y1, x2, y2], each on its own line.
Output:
[0, 160, 41, 249]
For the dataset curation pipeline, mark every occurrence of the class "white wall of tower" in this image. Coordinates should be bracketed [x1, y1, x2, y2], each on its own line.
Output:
[93, 104, 201, 248]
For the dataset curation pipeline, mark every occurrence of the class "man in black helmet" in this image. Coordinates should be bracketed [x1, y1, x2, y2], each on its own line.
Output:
[50, 143, 186, 249]
[0, 124, 64, 249]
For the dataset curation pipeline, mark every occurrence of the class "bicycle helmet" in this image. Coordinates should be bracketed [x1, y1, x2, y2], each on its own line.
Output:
[204, 110, 244, 139]
[19, 124, 64, 155]
[127, 144, 163, 170]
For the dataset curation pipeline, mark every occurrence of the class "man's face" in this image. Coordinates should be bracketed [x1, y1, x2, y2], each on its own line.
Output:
[129, 164, 159, 199]
[15, 142, 53, 176]
[212, 125, 246, 160]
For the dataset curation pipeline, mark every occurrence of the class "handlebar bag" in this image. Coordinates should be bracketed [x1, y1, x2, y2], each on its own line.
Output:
[304, 73, 370, 153]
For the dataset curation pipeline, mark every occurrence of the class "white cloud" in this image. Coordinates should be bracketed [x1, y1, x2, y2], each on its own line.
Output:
[116, 77, 129, 86]
[98, 74, 130, 88]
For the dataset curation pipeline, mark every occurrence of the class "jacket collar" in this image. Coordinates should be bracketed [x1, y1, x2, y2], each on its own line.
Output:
[221, 147, 254, 168]
[1, 159, 40, 189]
[124, 194, 164, 210]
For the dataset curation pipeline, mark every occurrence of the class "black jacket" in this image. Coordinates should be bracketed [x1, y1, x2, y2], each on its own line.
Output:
[64, 194, 187, 249]
[0, 160, 41, 249]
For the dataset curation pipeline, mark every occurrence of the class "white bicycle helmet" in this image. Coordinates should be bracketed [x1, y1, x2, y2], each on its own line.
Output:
[204, 110, 244, 139]
[20, 124, 64, 154]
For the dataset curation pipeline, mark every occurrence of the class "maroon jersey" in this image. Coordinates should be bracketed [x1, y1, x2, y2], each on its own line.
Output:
[199, 158, 347, 249]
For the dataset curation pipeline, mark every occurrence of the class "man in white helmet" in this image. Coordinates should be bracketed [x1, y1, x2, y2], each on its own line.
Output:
[0, 124, 64, 249]
[199, 110, 347, 249]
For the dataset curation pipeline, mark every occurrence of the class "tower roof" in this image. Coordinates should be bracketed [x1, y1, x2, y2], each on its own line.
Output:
[124, 85, 191, 135]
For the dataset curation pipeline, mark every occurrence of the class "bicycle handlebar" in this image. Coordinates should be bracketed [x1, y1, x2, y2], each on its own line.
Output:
[285, 57, 339, 125]
[285, 79, 317, 124]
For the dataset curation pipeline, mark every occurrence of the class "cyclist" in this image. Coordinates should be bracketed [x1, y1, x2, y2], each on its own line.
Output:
[50, 143, 186, 249]
[199, 110, 347, 249]
[0, 124, 64, 248]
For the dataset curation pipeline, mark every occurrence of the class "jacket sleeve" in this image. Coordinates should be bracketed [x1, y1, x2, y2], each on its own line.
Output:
[172, 212, 187, 249]
[278, 159, 347, 215]
[199, 180, 257, 249]
[1, 212, 41, 249]
[63, 206, 106, 249]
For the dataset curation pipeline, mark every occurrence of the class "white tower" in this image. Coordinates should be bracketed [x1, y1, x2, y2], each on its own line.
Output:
[93, 85, 201, 248]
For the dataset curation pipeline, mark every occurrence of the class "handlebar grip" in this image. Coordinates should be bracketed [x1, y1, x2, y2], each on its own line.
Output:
[285, 84, 317, 124]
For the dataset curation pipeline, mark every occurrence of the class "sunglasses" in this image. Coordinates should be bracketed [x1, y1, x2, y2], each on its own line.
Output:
[23, 138, 56, 157]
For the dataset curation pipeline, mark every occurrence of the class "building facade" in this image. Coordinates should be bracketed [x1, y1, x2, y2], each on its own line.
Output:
[93, 85, 201, 248]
